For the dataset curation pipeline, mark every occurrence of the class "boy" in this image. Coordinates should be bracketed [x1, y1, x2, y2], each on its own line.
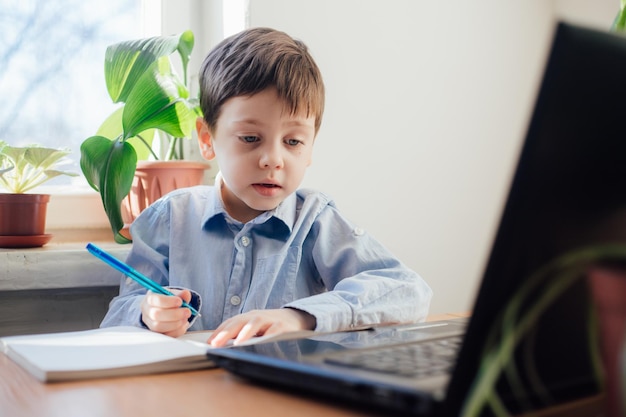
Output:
[101, 27, 432, 347]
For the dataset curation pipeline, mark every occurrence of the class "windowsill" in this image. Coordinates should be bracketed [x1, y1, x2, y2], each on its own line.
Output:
[0, 185, 131, 292]
[43, 186, 111, 230]
[0, 227, 130, 291]
[44, 227, 117, 245]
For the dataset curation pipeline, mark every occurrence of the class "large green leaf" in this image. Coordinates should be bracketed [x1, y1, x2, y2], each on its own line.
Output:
[97, 107, 157, 160]
[105, 30, 195, 104]
[80, 136, 136, 243]
[121, 62, 197, 140]
[105, 34, 181, 103]
[80, 136, 114, 191]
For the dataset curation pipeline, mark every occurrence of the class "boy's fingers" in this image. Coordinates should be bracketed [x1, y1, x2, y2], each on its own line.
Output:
[148, 317, 188, 333]
[139, 290, 194, 337]
[209, 319, 248, 347]
[168, 288, 192, 303]
[143, 316, 189, 335]
[208, 330, 231, 347]
[163, 322, 191, 338]
[209, 325, 239, 347]
[233, 322, 260, 345]
[141, 305, 190, 334]
[145, 290, 184, 308]
[145, 304, 192, 322]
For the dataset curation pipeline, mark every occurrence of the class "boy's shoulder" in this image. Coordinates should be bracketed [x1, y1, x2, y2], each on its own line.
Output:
[293, 188, 339, 220]
[147, 185, 216, 213]
[162, 185, 215, 200]
[295, 188, 335, 207]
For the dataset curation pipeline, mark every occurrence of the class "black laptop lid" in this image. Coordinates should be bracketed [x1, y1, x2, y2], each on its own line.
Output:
[445, 22, 626, 415]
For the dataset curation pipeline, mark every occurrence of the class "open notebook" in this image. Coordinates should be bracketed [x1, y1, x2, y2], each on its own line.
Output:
[0, 326, 315, 382]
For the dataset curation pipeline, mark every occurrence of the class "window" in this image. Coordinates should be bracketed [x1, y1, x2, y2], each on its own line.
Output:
[1, 0, 162, 231]
[0, 0, 152, 188]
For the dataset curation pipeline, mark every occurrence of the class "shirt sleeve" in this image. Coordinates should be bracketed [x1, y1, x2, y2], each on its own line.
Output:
[284, 204, 433, 333]
[99, 199, 202, 328]
[100, 283, 202, 328]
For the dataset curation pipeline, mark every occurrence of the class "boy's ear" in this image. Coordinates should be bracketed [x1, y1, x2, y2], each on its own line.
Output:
[196, 117, 216, 160]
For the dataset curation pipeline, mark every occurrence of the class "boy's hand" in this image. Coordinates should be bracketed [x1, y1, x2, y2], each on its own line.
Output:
[140, 288, 192, 338]
[208, 308, 316, 347]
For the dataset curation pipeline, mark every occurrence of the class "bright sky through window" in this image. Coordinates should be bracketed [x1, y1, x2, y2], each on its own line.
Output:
[0, 0, 143, 186]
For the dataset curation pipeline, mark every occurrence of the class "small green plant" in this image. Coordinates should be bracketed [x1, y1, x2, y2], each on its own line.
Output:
[80, 30, 201, 243]
[612, 0, 626, 32]
[460, 245, 626, 417]
[0, 141, 78, 194]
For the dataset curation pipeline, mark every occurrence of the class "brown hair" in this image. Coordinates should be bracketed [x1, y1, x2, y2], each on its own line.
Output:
[198, 27, 325, 133]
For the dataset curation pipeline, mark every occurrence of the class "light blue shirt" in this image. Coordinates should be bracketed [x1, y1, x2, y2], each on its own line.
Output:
[100, 184, 432, 332]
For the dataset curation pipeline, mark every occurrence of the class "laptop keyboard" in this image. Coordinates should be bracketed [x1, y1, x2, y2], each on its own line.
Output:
[324, 336, 462, 378]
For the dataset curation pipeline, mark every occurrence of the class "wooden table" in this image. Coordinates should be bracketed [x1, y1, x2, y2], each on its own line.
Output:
[0, 353, 382, 417]
[0, 312, 601, 417]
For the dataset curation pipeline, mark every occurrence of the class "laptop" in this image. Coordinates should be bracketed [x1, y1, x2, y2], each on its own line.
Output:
[207, 22, 626, 416]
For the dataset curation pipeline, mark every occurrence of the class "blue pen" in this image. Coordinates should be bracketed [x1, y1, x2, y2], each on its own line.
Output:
[86, 243, 201, 317]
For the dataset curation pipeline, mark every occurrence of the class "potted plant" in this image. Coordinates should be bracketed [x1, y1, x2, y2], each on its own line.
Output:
[0, 141, 78, 248]
[80, 30, 209, 244]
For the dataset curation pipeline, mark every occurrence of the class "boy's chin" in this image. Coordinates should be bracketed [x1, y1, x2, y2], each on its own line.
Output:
[247, 200, 281, 213]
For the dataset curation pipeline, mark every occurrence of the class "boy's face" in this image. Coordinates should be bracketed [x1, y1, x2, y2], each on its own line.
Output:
[197, 87, 316, 223]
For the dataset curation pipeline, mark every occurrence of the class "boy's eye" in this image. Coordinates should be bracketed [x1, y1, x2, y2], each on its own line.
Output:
[286, 138, 302, 146]
[240, 136, 259, 143]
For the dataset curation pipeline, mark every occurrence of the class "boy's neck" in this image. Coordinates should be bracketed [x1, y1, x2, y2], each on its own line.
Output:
[216, 175, 270, 224]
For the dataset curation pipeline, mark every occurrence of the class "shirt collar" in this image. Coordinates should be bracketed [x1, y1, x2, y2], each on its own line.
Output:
[201, 172, 296, 233]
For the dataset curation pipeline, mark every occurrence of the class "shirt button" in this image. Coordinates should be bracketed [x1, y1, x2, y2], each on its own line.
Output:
[241, 236, 251, 247]
[230, 295, 241, 306]
[353, 227, 365, 236]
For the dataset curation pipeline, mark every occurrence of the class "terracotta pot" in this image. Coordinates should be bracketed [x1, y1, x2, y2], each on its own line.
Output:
[121, 160, 210, 238]
[0, 193, 52, 248]
[587, 267, 626, 417]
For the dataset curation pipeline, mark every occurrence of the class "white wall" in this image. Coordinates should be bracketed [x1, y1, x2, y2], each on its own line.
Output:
[165, 0, 619, 315]
[244, 0, 619, 314]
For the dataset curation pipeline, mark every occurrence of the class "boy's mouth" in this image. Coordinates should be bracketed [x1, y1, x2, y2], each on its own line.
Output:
[252, 182, 282, 196]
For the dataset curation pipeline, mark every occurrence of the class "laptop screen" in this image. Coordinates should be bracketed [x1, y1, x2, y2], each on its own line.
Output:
[446, 22, 626, 415]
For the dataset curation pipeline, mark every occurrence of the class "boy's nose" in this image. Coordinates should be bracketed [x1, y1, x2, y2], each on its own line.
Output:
[259, 145, 284, 169]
